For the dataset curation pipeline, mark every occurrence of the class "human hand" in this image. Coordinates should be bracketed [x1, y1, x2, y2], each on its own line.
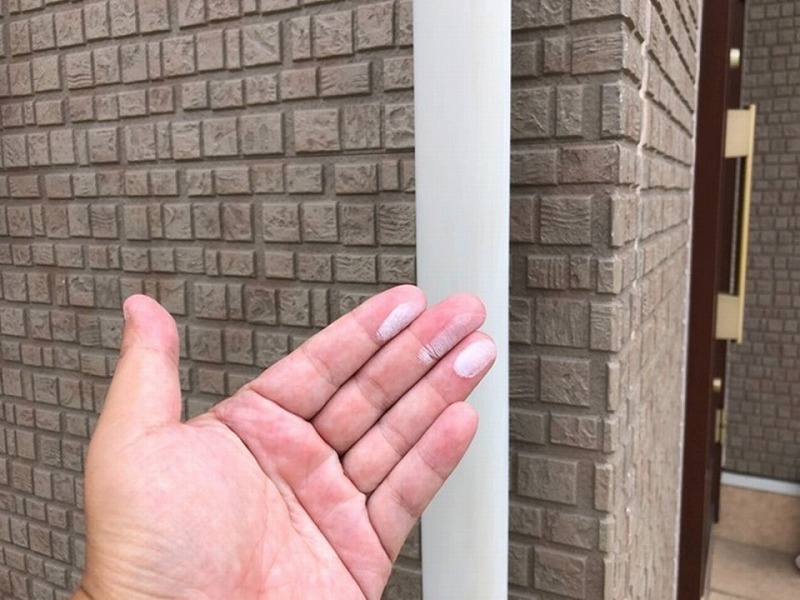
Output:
[75, 285, 496, 599]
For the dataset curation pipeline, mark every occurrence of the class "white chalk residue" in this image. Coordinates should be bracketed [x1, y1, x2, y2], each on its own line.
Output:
[418, 314, 474, 365]
[453, 339, 497, 378]
[376, 301, 422, 343]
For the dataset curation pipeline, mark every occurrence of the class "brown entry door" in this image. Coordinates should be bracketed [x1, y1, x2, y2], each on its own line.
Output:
[679, 0, 748, 598]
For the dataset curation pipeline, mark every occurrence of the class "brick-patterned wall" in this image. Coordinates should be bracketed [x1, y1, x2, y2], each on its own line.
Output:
[508, 0, 697, 598]
[0, 0, 704, 598]
[0, 1, 419, 598]
[726, 0, 800, 483]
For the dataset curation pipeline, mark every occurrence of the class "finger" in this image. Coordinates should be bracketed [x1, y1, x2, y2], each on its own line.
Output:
[342, 333, 495, 493]
[243, 285, 426, 419]
[312, 294, 486, 452]
[367, 402, 478, 561]
[97, 294, 182, 437]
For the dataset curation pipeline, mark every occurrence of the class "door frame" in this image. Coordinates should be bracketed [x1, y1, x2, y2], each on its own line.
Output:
[679, 0, 746, 598]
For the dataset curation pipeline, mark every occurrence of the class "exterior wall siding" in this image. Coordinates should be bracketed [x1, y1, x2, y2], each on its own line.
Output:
[726, 0, 800, 483]
[0, 1, 418, 598]
[0, 0, 703, 598]
[508, 0, 697, 597]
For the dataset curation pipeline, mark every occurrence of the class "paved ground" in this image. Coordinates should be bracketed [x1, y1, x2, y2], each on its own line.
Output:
[708, 537, 799, 600]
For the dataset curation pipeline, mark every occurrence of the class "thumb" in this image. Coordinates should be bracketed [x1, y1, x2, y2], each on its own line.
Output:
[97, 294, 182, 437]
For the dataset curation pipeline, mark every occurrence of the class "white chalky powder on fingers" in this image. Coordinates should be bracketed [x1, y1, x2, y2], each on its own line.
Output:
[453, 339, 497, 378]
[418, 314, 475, 365]
[376, 301, 423, 343]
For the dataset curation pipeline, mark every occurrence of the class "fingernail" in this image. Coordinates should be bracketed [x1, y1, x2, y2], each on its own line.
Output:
[453, 340, 496, 378]
[377, 301, 423, 343]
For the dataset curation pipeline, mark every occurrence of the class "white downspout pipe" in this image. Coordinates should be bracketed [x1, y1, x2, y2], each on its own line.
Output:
[415, 2, 510, 599]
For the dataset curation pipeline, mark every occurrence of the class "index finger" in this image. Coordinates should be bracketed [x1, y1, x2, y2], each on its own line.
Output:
[242, 285, 426, 419]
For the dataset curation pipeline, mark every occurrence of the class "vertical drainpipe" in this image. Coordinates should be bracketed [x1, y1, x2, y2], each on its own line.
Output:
[415, 2, 510, 599]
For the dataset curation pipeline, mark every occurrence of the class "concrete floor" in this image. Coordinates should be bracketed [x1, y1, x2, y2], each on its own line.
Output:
[708, 537, 799, 600]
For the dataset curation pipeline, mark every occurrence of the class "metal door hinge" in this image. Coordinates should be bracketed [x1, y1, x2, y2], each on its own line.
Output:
[715, 408, 728, 446]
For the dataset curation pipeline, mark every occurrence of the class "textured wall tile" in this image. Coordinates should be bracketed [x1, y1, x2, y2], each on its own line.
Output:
[355, 2, 393, 50]
[540, 357, 591, 407]
[320, 63, 370, 97]
[342, 104, 381, 150]
[294, 109, 340, 153]
[512, 88, 552, 139]
[313, 11, 353, 58]
[242, 23, 281, 66]
[540, 196, 592, 245]
[534, 547, 587, 598]
[535, 298, 588, 348]
[518, 454, 578, 505]
[240, 113, 283, 155]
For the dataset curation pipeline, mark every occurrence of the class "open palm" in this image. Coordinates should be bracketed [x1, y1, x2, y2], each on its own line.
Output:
[78, 285, 495, 599]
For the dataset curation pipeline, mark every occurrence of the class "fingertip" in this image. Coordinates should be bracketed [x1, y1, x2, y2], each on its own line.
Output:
[119, 294, 179, 360]
[453, 336, 497, 379]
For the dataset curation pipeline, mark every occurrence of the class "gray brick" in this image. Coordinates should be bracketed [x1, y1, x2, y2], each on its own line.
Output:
[572, 32, 625, 74]
[286, 164, 323, 194]
[162, 36, 195, 78]
[527, 255, 568, 290]
[384, 57, 413, 91]
[88, 128, 119, 164]
[240, 113, 283, 155]
[297, 253, 332, 282]
[510, 408, 546, 444]
[509, 542, 531, 587]
[540, 196, 592, 245]
[534, 547, 586, 598]
[509, 502, 543, 537]
[281, 68, 317, 100]
[245, 74, 278, 105]
[551, 415, 600, 450]
[278, 288, 310, 326]
[355, 3, 394, 50]
[543, 36, 568, 74]
[210, 79, 244, 109]
[535, 298, 588, 348]
[294, 109, 340, 153]
[203, 117, 238, 157]
[343, 104, 381, 150]
[396, 1, 413, 46]
[320, 63, 370, 97]
[301, 202, 338, 243]
[263, 203, 300, 242]
[335, 254, 376, 283]
[512, 88, 552, 139]
[55, 9, 85, 47]
[517, 454, 578, 505]
[385, 103, 414, 149]
[208, 0, 240, 21]
[313, 11, 353, 58]
[513, 0, 566, 29]
[264, 251, 295, 279]
[189, 326, 223, 363]
[561, 144, 620, 183]
[110, 0, 137, 37]
[335, 163, 378, 195]
[378, 255, 414, 284]
[197, 31, 225, 72]
[511, 150, 558, 185]
[540, 356, 591, 407]
[139, 0, 170, 32]
[242, 22, 281, 66]
[291, 16, 312, 61]
[244, 286, 277, 325]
